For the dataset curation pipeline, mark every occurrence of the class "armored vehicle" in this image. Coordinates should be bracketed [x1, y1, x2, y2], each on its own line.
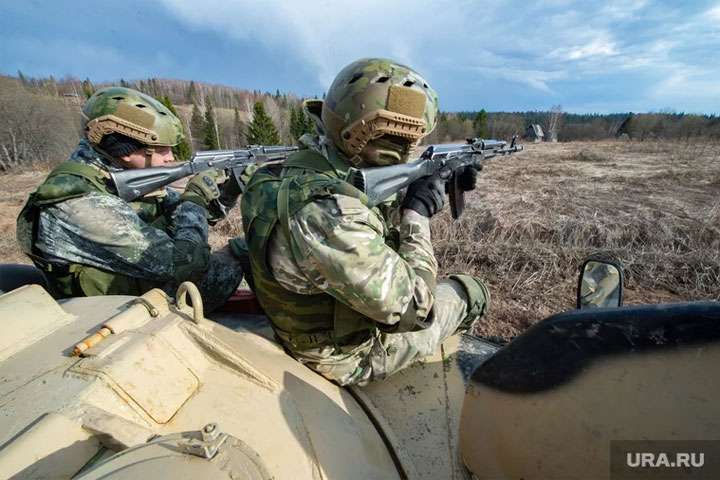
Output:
[0, 260, 718, 479]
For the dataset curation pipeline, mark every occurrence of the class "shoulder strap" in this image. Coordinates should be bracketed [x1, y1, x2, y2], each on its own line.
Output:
[284, 146, 349, 179]
[276, 176, 304, 263]
[34, 161, 111, 206]
[47, 161, 110, 192]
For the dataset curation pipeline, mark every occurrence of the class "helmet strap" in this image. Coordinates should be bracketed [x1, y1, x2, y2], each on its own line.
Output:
[144, 146, 155, 168]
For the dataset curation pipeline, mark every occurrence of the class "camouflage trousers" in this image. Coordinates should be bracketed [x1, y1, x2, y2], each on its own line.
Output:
[291, 277, 489, 386]
[170, 245, 244, 313]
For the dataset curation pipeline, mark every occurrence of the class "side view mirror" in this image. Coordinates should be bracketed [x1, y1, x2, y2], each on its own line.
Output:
[577, 259, 624, 309]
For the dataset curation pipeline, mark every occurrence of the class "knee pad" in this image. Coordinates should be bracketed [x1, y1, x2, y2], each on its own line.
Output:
[448, 274, 490, 319]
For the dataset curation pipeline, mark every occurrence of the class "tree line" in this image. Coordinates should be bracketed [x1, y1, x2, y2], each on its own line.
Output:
[1, 72, 718, 170]
[444, 108, 720, 143]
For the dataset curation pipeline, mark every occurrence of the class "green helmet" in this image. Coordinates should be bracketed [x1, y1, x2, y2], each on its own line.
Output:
[321, 58, 438, 165]
[82, 87, 184, 148]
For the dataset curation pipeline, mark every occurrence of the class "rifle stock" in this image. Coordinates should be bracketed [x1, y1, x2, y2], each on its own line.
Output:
[110, 145, 299, 202]
[111, 163, 196, 201]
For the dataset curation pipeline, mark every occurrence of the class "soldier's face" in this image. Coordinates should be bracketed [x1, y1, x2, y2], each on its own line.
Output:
[119, 146, 175, 169]
[358, 135, 415, 166]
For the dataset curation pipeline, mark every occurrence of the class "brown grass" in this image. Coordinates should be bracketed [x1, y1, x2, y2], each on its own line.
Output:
[2, 141, 718, 339]
[431, 140, 720, 337]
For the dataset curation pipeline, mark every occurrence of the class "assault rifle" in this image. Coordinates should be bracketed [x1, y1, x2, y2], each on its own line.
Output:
[110, 145, 300, 202]
[346, 136, 523, 218]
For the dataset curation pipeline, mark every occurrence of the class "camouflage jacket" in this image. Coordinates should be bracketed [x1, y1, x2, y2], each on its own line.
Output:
[21, 139, 209, 294]
[244, 135, 437, 336]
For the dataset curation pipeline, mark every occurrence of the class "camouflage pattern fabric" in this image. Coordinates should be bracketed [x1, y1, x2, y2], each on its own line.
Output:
[321, 58, 439, 164]
[28, 139, 242, 311]
[252, 136, 489, 385]
[83, 87, 184, 147]
[580, 262, 621, 308]
[323, 58, 438, 128]
[291, 279, 473, 385]
[269, 195, 437, 325]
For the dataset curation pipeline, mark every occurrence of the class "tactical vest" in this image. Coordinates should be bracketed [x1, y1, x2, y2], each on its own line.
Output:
[241, 148, 377, 350]
[17, 161, 167, 297]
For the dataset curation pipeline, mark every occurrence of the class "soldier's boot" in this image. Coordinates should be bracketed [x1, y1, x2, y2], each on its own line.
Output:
[449, 274, 490, 333]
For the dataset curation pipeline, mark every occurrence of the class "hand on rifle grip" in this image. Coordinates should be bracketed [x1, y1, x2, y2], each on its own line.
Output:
[402, 174, 445, 218]
[457, 164, 478, 192]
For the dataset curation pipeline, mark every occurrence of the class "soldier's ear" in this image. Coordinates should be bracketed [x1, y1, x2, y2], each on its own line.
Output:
[114, 148, 149, 170]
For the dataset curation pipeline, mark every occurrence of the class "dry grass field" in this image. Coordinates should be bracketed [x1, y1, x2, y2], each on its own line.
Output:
[2, 140, 718, 338]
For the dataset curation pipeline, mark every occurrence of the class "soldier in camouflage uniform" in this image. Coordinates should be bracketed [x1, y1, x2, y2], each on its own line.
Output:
[17, 87, 243, 311]
[240, 58, 490, 385]
[580, 261, 621, 308]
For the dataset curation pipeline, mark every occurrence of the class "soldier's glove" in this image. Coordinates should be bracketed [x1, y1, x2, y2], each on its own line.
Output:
[180, 169, 224, 209]
[457, 165, 479, 191]
[180, 169, 234, 224]
[215, 176, 242, 217]
[402, 175, 445, 218]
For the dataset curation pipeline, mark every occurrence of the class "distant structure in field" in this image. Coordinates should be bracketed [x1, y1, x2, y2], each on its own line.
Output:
[615, 115, 633, 139]
[525, 124, 545, 142]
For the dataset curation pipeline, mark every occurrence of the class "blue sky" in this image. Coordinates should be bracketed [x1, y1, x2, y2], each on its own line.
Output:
[1, 0, 719, 114]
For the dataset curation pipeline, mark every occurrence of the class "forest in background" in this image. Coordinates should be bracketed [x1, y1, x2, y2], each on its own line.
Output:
[1, 72, 719, 170]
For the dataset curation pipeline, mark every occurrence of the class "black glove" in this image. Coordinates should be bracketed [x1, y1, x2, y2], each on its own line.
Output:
[216, 176, 242, 213]
[457, 165, 479, 191]
[402, 175, 445, 218]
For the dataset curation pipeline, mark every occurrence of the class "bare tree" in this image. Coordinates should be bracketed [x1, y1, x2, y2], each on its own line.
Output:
[0, 76, 81, 170]
[548, 105, 563, 142]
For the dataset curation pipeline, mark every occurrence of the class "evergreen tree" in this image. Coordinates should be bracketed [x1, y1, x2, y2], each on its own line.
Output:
[187, 81, 197, 103]
[159, 94, 192, 161]
[190, 102, 205, 151]
[474, 109, 489, 138]
[289, 105, 314, 142]
[289, 107, 299, 141]
[17, 70, 28, 87]
[298, 106, 314, 135]
[247, 101, 280, 145]
[202, 101, 220, 150]
[120, 78, 130, 88]
[233, 107, 245, 147]
[82, 77, 95, 98]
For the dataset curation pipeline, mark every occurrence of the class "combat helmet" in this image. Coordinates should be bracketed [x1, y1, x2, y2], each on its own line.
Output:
[82, 87, 184, 149]
[321, 58, 438, 166]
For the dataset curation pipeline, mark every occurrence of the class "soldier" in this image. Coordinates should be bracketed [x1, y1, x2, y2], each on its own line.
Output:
[579, 261, 621, 308]
[17, 87, 243, 311]
[240, 58, 490, 385]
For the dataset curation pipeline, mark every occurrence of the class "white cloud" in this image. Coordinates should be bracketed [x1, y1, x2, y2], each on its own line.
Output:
[551, 39, 618, 61]
[652, 70, 720, 110]
[157, 0, 583, 90]
[600, 0, 649, 19]
[153, 0, 720, 112]
[158, 0, 470, 88]
[473, 66, 567, 92]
